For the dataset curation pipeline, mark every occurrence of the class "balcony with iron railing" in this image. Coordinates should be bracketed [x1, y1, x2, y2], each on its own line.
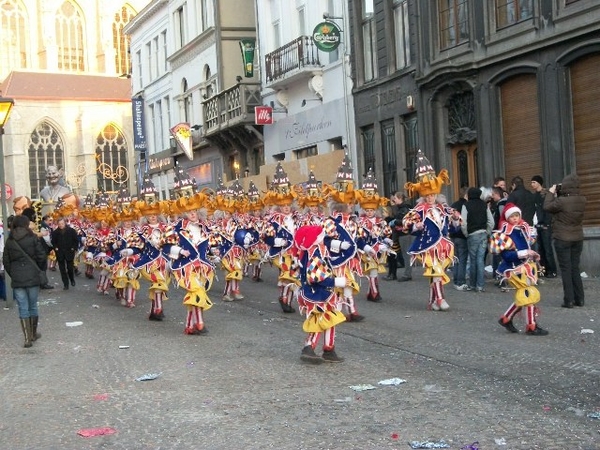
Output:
[202, 82, 262, 135]
[264, 36, 322, 88]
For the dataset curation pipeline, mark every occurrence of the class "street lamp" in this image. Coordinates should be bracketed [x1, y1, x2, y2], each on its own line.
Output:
[0, 96, 14, 308]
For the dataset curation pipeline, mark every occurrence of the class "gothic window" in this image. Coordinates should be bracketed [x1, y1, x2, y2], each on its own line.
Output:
[393, 0, 411, 70]
[56, 1, 85, 72]
[0, 0, 28, 70]
[95, 124, 129, 192]
[28, 122, 65, 199]
[447, 91, 476, 144]
[439, 0, 469, 50]
[113, 4, 135, 75]
[496, 0, 533, 29]
[382, 121, 398, 197]
[362, 126, 375, 180]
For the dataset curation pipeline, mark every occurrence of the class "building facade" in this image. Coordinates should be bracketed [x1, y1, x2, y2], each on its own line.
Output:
[0, 0, 149, 209]
[348, 0, 600, 275]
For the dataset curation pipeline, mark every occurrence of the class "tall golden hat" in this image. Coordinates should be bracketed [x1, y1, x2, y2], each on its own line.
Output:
[246, 181, 264, 212]
[92, 190, 114, 224]
[80, 194, 95, 220]
[296, 169, 327, 208]
[137, 176, 168, 217]
[230, 178, 249, 213]
[213, 177, 237, 213]
[115, 187, 140, 223]
[355, 168, 389, 210]
[404, 149, 450, 198]
[328, 152, 358, 204]
[171, 165, 205, 213]
[51, 195, 76, 220]
[263, 163, 297, 207]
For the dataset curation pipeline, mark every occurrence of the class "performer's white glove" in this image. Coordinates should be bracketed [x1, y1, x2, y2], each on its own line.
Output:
[379, 244, 389, 253]
[383, 238, 393, 246]
[364, 245, 376, 257]
[243, 233, 254, 246]
[340, 241, 351, 250]
[334, 277, 347, 288]
[120, 249, 133, 257]
[274, 238, 287, 247]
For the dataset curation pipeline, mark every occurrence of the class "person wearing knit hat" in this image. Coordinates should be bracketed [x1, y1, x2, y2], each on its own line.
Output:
[530, 175, 557, 278]
[490, 203, 548, 335]
[263, 163, 301, 313]
[402, 149, 454, 311]
[294, 225, 347, 363]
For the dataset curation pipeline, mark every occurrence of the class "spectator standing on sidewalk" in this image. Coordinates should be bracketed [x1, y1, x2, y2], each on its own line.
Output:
[3, 215, 48, 347]
[490, 186, 508, 283]
[51, 218, 80, 290]
[387, 192, 413, 282]
[507, 176, 536, 226]
[543, 174, 586, 308]
[449, 187, 469, 291]
[530, 175, 557, 278]
[461, 187, 494, 292]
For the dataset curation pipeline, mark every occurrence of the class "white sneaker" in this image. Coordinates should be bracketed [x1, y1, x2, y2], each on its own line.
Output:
[454, 284, 471, 291]
[430, 302, 440, 311]
[233, 292, 245, 300]
[222, 294, 234, 302]
[438, 299, 450, 311]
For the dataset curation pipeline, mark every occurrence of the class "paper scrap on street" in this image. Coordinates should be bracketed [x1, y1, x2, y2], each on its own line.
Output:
[587, 411, 600, 419]
[580, 329, 594, 334]
[348, 384, 377, 392]
[93, 393, 109, 401]
[378, 377, 407, 386]
[77, 427, 117, 437]
[119, 345, 130, 349]
[66, 321, 83, 327]
[409, 440, 450, 449]
[135, 372, 162, 381]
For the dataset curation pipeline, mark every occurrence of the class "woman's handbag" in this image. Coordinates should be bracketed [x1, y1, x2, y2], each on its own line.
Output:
[12, 240, 48, 286]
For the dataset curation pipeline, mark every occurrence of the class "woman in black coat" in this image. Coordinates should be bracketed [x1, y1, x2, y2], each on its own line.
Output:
[51, 218, 80, 290]
[3, 214, 48, 347]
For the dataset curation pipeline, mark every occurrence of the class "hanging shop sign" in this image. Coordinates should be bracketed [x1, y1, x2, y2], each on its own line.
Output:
[132, 98, 147, 152]
[239, 39, 256, 77]
[312, 21, 341, 52]
[170, 123, 193, 161]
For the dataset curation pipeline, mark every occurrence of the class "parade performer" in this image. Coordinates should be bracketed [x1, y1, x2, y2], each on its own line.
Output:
[134, 177, 171, 320]
[295, 225, 347, 364]
[244, 181, 267, 282]
[402, 149, 454, 311]
[79, 195, 98, 279]
[263, 163, 300, 313]
[163, 168, 215, 335]
[296, 170, 328, 227]
[88, 192, 117, 296]
[355, 169, 392, 302]
[110, 188, 144, 308]
[491, 204, 548, 335]
[322, 153, 373, 322]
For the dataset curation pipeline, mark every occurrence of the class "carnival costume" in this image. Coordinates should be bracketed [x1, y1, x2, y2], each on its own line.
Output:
[87, 192, 117, 296]
[356, 169, 392, 302]
[403, 149, 454, 311]
[162, 168, 215, 335]
[133, 177, 171, 320]
[243, 181, 267, 282]
[79, 195, 97, 279]
[295, 225, 347, 364]
[491, 204, 548, 335]
[263, 163, 300, 313]
[296, 170, 328, 228]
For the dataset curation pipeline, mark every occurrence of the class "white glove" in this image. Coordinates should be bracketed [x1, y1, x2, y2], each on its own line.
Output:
[383, 238, 393, 246]
[340, 241, 351, 250]
[243, 233, 254, 246]
[274, 238, 287, 247]
[120, 249, 133, 257]
[85, 252, 93, 260]
[364, 245, 376, 256]
[379, 244, 389, 253]
[334, 277, 347, 288]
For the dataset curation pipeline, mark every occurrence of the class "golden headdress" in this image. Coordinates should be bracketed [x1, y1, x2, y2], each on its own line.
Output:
[246, 181, 264, 212]
[170, 166, 205, 213]
[137, 176, 168, 217]
[263, 163, 297, 207]
[115, 187, 140, 223]
[51, 195, 76, 220]
[92, 190, 114, 224]
[328, 152, 358, 204]
[213, 177, 237, 213]
[80, 194, 95, 220]
[296, 170, 327, 208]
[404, 149, 450, 198]
[355, 168, 389, 210]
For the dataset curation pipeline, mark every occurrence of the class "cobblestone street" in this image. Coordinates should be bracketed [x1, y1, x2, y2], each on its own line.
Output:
[1, 267, 599, 449]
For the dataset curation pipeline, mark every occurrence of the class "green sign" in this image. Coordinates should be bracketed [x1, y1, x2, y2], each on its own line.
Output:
[312, 21, 341, 52]
[240, 39, 256, 77]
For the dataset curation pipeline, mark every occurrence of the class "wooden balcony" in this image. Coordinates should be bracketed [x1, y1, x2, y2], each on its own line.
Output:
[203, 82, 262, 136]
[265, 36, 321, 87]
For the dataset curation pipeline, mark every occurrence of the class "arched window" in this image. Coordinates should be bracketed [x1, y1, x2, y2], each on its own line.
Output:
[0, 0, 28, 71]
[28, 122, 65, 199]
[113, 4, 136, 75]
[95, 124, 129, 193]
[56, 1, 85, 71]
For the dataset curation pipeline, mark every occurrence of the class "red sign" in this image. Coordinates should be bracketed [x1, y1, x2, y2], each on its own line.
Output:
[255, 106, 273, 125]
[1, 183, 12, 200]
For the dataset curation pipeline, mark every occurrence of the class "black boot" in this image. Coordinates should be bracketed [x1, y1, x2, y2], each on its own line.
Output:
[322, 349, 344, 363]
[498, 317, 519, 333]
[300, 346, 323, 364]
[279, 298, 295, 313]
[30, 316, 41, 341]
[20, 319, 32, 348]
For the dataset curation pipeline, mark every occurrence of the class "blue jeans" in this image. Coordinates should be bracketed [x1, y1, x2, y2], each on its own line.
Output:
[553, 239, 584, 306]
[14, 286, 40, 319]
[467, 232, 488, 290]
[452, 237, 468, 286]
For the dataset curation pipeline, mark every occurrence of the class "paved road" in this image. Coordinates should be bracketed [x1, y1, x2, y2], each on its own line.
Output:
[1, 266, 599, 450]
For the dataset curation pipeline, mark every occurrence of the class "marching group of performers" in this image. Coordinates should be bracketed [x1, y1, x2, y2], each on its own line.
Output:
[21, 149, 548, 363]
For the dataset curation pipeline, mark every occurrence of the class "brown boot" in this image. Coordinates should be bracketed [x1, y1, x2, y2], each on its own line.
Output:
[20, 319, 32, 348]
[30, 316, 41, 341]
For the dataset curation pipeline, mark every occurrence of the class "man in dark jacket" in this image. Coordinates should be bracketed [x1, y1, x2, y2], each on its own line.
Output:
[531, 175, 557, 277]
[449, 187, 469, 290]
[51, 218, 80, 290]
[543, 173, 587, 308]
[507, 176, 536, 226]
[3, 215, 48, 347]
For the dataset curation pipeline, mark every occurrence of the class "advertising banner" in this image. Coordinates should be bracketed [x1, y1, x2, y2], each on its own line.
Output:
[132, 98, 147, 152]
[240, 39, 256, 77]
[170, 123, 193, 161]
